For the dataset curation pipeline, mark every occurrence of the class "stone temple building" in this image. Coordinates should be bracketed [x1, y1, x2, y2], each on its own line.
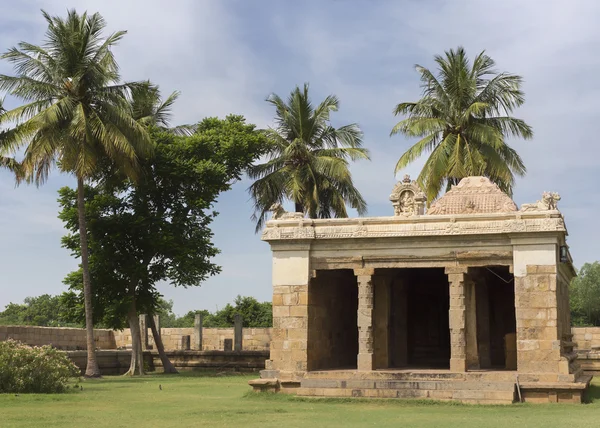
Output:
[249, 176, 591, 404]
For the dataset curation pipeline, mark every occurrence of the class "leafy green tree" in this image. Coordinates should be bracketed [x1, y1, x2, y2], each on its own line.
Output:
[391, 47, 533, 202]
[59, 116, 267, 374]
[571, 262, 600, 326]
[0, 10, 152, 377]
[0, 294, 77, 327]
[156, 296, 272, 328]
[249, 83, 370, 231]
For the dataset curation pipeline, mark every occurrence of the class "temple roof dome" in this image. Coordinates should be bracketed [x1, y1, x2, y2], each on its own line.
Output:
[427, 176, 518, 215]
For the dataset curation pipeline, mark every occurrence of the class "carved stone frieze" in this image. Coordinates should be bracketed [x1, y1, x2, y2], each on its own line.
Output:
[261, 214, 567, 241]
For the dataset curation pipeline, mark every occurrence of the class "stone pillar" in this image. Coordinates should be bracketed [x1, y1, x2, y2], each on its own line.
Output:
[373, 276, 391, 369]
[139, 314, 148, 351]
[465, 278, 479, 370]
[476, 281, 492, 369]
[513, 241, 563, 375]
[234, 314, 243, 352]
[355, 268, 375, 371]
[266, 243, 310, 380]
[181, 335, 191, 350]
[153, 315, 161, 338]
[446, 267, 467, 372]
[194, 313, 203, 350]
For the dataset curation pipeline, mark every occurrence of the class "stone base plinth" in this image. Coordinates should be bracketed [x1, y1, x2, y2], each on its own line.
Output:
[249, 369, 593, 405]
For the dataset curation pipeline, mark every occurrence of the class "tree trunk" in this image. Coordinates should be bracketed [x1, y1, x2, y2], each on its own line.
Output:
[124, 283, 144, 376]
[77, 177, 101, 378]
[294, 201, 304, 214]
[148, 315, 178, 374]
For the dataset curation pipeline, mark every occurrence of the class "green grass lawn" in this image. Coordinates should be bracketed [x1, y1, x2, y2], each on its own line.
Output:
[1, 373, 600, 428]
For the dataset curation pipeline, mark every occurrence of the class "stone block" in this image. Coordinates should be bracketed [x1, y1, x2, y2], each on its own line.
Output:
[272, 294, 283, 306]
[273, 306, 290, 317]
[279, 317, 306, 329]
[290, 305, 308, 317]
[283, 293, 300, 306]
[287, 329, 307, 340]
[449, 309, 465, 326]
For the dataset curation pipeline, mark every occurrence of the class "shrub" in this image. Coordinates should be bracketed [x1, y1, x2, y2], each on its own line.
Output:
[0, 339, 80, 393]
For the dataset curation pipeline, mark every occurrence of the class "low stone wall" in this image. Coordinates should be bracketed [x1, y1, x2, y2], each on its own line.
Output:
[572, 327, 600, 350]
[66, 350, 268, 375]
[114, 327, 272, 351]
[0, 325, 271, 351]
[0, 325, 116, 350]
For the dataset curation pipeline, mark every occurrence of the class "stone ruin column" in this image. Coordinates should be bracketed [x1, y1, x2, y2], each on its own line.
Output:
[355, 268, 375, 371]
[194, 313, 203, 350]
[446, 267, 468, 372]
[139, 314, 148, 351]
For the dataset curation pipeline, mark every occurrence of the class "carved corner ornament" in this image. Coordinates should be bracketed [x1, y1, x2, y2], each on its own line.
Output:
[520, 192, 561, 212]
[269, 203, 304, 220]
[390, 175, 427, 216]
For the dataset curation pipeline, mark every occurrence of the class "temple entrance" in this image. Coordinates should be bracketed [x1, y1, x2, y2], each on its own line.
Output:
[469, 266, 516, 370]
[307, 269, 358, 371]
[375, 268, 451, 369]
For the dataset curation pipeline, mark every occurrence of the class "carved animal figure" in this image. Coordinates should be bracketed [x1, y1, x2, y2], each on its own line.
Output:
[521, 192, 561, 211]
[269, 203, 304, 220]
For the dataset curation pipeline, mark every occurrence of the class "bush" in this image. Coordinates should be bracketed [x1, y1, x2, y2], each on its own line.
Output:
[0, 339, 80, 393]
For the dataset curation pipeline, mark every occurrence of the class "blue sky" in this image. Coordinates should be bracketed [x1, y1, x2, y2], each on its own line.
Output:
[1, 0, 600, 315]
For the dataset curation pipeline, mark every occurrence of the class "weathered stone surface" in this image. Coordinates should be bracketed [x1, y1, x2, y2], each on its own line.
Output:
[428, 176, 517, 215]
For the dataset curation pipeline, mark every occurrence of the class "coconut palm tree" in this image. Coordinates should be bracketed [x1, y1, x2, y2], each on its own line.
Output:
[0, 98, 21, 176]
[391, 47, 533, 202]
[0, 10, 152, 377]
[249, 83, 370, 231]
[128, 81, 194, 135]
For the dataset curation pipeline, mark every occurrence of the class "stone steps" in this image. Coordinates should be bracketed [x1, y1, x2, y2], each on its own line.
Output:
[298, 377, 516, 404]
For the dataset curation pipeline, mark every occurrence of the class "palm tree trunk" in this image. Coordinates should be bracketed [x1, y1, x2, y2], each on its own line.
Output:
[294, 201, 304, 214]
[148, 315, 178, 374]
[77, 177, 101, 378]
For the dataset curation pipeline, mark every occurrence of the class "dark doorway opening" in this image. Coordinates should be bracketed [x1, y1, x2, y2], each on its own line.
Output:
[307, 269, 358, 371]
[386, 268, 450, 369]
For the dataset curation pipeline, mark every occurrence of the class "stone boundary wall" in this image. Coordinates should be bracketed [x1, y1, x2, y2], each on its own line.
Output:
[3, 325, 599, 353]
[114, 327, 271, 351]
[0, 325, 271, 351]
[67, 350, 268, 375]
[0, 325, 115, 350]
[572, 327, 600, 350]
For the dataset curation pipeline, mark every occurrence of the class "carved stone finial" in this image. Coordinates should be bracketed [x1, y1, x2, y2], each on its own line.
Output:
[390, 176, 426, 216]
[269, 203, 304, 220]
[427, 176, 517, 215]
[520, 192, 561, 212]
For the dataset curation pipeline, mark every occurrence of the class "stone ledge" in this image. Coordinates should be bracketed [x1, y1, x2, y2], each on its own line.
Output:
[248, 378, 279, 392]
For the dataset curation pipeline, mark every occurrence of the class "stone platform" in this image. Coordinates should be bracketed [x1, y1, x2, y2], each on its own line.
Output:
[250, 369, 592, 404]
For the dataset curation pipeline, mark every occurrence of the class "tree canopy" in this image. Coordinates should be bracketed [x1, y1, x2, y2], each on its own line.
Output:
[157, 296, 272, 329]
[391, 47, 533, 202]
[571, 262, 600, 326]
[249, 83, 370, 231]
[58, 116, 268, 331]
[0, 294, 76, 327]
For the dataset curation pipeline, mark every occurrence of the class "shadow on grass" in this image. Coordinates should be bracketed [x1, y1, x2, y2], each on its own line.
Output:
[584, 382, 600, 404]
[88, 370, 254, 384]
